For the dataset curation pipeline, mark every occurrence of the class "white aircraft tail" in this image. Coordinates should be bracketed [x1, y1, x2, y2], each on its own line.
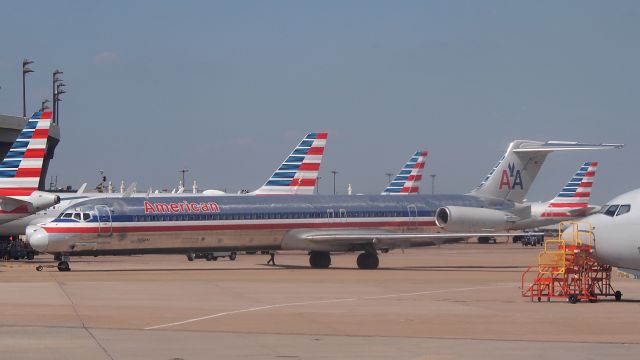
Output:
[253, 132, 327, 195]
[470, 140, 622, 203]
[381, 151, 427, 195]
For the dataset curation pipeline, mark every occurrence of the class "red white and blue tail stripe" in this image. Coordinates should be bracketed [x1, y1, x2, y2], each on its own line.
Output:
[542, 161, 597, 218]
[253, 132, 327, 195]
[382, 151, 427, 195]
[0, 112, 52, 198]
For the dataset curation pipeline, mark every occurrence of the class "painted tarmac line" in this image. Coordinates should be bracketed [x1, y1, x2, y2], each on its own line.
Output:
[145, 284, 515, 330]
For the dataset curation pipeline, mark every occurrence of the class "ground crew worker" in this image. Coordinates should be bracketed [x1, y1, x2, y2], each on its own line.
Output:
[267, 250, 276, 265]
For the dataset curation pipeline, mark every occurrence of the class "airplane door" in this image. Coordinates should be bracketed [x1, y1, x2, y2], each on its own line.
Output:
[407, 205, 418, 230]
[326, 209, 335, 223]
[339, 209, 347, 223]
[95, 205, 112, 236]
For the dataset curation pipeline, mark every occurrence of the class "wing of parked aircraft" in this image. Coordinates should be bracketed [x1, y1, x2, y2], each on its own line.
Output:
[281, 228, 519, 252]
[252, 132, 327, 195]
[381, 150, 427, 195]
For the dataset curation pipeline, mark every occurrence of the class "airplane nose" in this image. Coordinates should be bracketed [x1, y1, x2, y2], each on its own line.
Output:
[27, 228, 49, 252]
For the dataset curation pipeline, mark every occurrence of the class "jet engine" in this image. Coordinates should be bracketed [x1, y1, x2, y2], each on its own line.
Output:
[435, 206, 517, 232]
[28, 191, 61, 212]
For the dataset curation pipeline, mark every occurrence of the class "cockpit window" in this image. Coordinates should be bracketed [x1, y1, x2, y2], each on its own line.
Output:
[616, 204, 631, 217]
[82, 213, 91, 221]
[604, 205, 619, 217]
[61, 212, 73, 219]
[72, 213, 81, 221]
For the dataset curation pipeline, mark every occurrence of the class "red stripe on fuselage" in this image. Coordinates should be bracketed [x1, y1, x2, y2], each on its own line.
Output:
[548, 203, 588, 208]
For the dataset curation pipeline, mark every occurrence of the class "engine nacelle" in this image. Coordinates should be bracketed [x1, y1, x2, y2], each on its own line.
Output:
[28, 191, 61, 212]
[435, 206, 515, 232]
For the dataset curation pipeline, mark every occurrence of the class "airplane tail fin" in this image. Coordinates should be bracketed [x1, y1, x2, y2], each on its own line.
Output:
[382, 151, 427, 195]
[0, 112, 52, 198]
[470, 140, 621, 203]
[253, 132, 327, 195]
[541, 161, 598, 217]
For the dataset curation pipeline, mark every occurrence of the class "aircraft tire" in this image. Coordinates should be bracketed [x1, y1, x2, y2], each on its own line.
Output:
[357, 253, 379, 269]
[229, 252, 237, 261]
[615, 291, 622, 301]
[309, 251, 331, 268]
[57, 261, 70, 272]
[568, 294, 579, 304]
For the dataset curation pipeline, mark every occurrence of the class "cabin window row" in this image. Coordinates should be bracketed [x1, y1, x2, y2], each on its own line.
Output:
[129, 210, 419, 222]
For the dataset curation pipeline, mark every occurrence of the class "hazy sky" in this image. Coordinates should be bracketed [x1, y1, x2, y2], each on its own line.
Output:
[0, 1, 637, 204]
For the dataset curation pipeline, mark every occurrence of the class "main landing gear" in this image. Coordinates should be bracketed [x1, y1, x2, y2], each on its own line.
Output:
[308, 251, 381, 269]
[356, 252, 379, 269]
[309, 251, 331, 268]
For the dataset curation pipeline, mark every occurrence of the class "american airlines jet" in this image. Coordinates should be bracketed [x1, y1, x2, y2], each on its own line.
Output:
[0, 132, 327, 236]
[27, 140, 621, 271]
[566, 188, 640, 276]
[0, 111, 59, 224]
[381, 151, 428, 195]
[436, 161, 601, 232]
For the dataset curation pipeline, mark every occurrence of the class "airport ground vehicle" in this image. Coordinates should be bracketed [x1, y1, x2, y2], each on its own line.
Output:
[186, 251, 237, 261]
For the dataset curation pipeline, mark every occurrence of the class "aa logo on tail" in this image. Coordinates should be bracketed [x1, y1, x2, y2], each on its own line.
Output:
[499, 163, 523, 190]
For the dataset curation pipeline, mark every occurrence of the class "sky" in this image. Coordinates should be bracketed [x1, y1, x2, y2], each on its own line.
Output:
[0, 1, 638, 204]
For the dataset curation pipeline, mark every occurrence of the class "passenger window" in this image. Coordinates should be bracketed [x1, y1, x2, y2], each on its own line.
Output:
[604, 205, 619, 217]
[616, 205, 631, 217]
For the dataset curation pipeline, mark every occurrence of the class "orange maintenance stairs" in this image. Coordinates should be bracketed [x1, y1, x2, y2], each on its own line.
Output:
[521, 221, 622, 303]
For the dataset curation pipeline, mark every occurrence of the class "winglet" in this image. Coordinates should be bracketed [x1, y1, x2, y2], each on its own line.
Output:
[253, 132, 327, 195]
[382, 151, 428, 195]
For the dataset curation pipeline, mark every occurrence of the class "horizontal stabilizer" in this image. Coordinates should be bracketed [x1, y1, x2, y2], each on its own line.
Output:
[471, 140, 623, 203]
[513, 141, 623, 152]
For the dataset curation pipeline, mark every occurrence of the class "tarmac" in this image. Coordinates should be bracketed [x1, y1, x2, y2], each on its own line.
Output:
[1, 241, 639, 360]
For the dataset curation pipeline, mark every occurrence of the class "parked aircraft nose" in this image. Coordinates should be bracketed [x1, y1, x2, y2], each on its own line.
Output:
[27, 227, 48, 252]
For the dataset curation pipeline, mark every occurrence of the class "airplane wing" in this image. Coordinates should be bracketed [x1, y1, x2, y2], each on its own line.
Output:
[281, 229, 522, 252]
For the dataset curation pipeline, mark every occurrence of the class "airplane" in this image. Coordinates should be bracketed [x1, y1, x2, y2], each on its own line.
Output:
[566, 188, 640, 274]
[202, 132, 327, 195]
[436, 161, 601, 232]
[0, 132, 328, 237]
[0, 111, 59, 225]
[26, 140, 621, 272]
[381, 151, 428, 195]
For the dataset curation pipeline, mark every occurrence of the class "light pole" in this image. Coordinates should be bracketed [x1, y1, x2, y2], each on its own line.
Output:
[52, 69, 63, 123]
[40, 99, 50, 112]
[430, 174, 436, 194]
[315, 176, 322, 194]
[385, 172, 393, 184]
[56, 82, 66, 124]
[179, 169, 189, 188]
[22, 59, 34, 117]
[331, 170, 338, 195]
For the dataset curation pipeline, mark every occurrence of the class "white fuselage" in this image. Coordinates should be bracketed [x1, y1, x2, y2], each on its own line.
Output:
[570, 188, 640, 270]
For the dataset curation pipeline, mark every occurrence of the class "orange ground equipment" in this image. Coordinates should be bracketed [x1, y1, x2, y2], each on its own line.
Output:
[521, 221, 622, 304]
